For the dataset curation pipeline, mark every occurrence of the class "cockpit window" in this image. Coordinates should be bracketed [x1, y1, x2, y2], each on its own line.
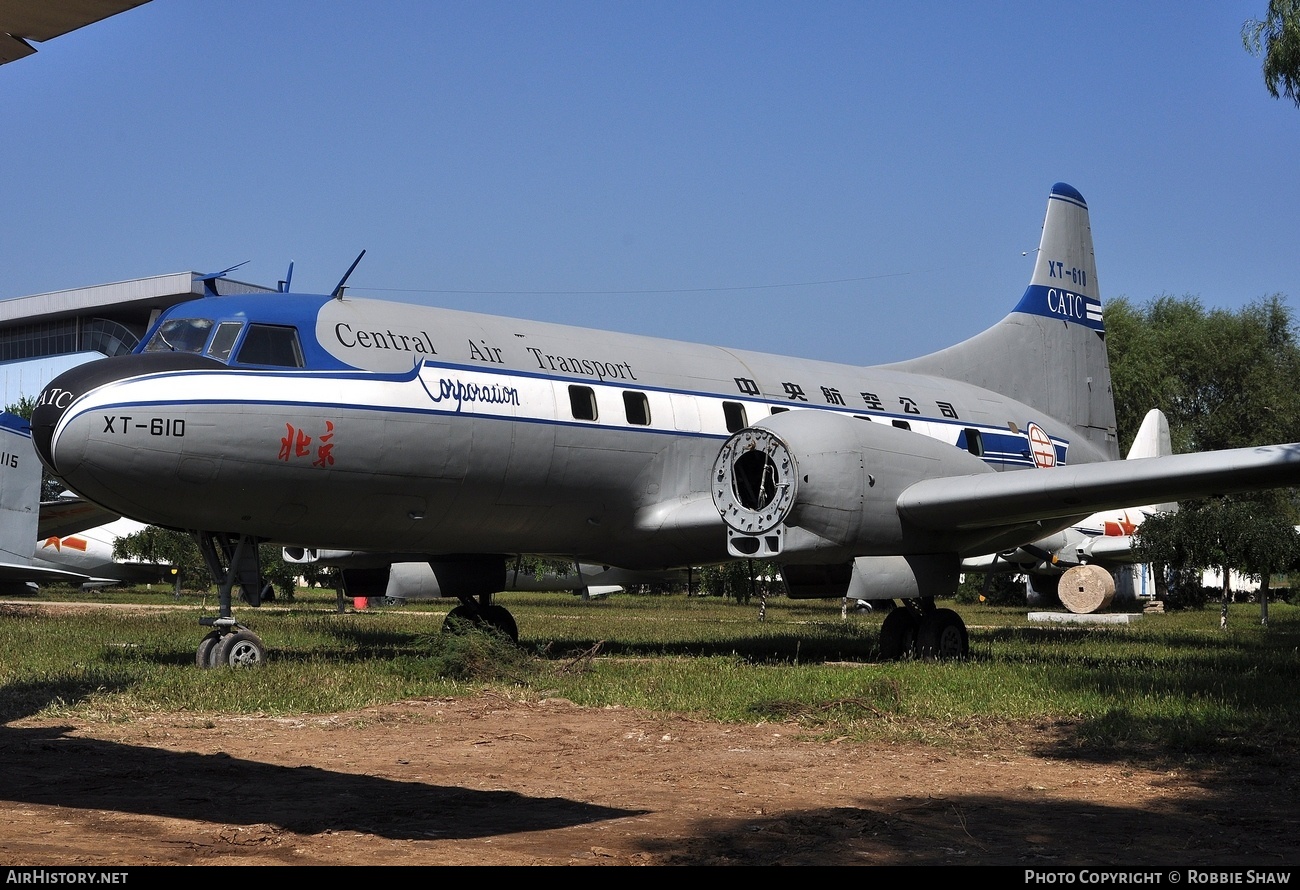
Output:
[143, 318, 213, 354]
[207, 322, 243, 362]
[235, 324, 304, 368]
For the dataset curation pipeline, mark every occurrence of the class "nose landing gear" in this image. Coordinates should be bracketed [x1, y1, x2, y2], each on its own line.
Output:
[192, 532, 269, 668]
[196, 621, 267, 668]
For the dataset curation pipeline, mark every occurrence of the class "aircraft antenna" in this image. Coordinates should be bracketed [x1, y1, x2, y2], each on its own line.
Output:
[332, 250, 367, 299]
[278, 262, 295, 293]
[196, 261, 250, 297]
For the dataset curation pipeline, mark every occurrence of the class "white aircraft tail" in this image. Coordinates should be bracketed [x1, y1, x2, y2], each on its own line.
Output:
[1071, 408, 1176, 543]
[0, 413, 41, 565]
[889, 183, 1118, 461]
[1125, 407, 1178, 516]
[1127, 407, 1172, 460]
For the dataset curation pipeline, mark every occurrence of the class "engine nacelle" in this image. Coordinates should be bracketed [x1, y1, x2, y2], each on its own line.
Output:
[282, 547, 420, 568]
[782, 554, 961, 601]
[712, 410, 994, 559]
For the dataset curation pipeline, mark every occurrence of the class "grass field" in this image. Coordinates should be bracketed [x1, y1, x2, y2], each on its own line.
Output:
[3, 587, 1299, 762]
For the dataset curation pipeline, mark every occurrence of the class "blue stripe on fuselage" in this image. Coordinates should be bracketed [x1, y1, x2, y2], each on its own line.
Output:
[72, 358, 1071, 470]
[140, 295, 1073, 467]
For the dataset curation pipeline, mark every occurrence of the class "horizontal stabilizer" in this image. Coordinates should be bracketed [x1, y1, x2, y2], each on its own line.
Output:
[38, 497, 122, 540]
[898, 443, 1300, 532]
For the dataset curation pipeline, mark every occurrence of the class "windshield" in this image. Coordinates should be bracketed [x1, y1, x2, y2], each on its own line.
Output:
[142, 318, 213, 354]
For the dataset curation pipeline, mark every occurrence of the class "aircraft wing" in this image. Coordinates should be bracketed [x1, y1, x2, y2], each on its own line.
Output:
[38, 497, 121, 540]
[0, 0, 151, 65]
[899, 443, 1300, 533]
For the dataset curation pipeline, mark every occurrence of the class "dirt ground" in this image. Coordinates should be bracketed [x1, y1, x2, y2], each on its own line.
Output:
[4, 691, 1300, 867]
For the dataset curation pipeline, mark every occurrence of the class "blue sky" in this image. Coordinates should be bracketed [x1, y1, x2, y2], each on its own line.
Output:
[1, 1, 1296, 369]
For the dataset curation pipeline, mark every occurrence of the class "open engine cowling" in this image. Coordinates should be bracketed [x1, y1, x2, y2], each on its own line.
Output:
[712, 409, 994, 560]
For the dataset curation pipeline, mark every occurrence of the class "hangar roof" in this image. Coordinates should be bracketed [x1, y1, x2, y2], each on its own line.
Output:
[0, 272, 279, 371]
[0, 272, 276, 327]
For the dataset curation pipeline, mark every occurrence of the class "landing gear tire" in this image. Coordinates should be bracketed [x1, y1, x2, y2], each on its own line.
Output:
[196, 631, 222, 669]
[212, 629, 267, 668]
[879, 608, 919, 661]
[483, 604, 519, 643]
[442, 604, 480, 634]
[441, 603, 519, 643]
[916, 608, 969, 660]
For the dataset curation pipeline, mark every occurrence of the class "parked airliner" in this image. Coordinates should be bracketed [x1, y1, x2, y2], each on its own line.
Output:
[30, 183, 1300, 666]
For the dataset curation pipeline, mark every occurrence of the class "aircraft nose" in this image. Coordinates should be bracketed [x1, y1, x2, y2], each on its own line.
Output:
[31, 352, 226, 477]
[30, 361, 107, 474]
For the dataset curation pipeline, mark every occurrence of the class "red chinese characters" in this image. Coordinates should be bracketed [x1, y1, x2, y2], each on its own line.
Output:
[278, 421, 336, 467]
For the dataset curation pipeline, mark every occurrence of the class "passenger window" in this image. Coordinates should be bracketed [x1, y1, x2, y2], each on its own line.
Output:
[143, 318, 213, 354]
[623, 392, 650, 425]
[723, 401, 747, 433]
[963, 428, 984, 456]
[207, 322, 243, 362]
[236, 324, 304, 367]
[892, 420, 911, 431]
[569, 385, 598, 421]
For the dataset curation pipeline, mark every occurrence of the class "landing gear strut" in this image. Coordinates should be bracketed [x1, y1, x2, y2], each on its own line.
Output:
[192, 531, 268, 668]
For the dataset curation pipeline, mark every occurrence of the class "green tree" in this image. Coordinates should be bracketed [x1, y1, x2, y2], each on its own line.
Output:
[112, 525, 205, 592]
[1111, 295, 1300, 621]
[1106, 294, 1300, 454]
[1230, 496, 1300, 624]
[695, 560, 781, 604]
[1243, 1, 1300, 108]
[113, 528, 303, 600]
[1135, 498, 1300, 621]
[7, 395, 36, 418]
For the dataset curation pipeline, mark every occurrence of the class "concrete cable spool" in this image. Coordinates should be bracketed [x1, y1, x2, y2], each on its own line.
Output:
[1058, 564, 1115, 614]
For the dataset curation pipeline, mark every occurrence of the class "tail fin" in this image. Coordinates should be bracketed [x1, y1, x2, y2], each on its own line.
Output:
[0, 413, 41, 565]
[0, 413, 93, 590]
[1126, 408, 1172, 460]
[888, 183, 1118, 461]
[1126, 408, 1178, 515]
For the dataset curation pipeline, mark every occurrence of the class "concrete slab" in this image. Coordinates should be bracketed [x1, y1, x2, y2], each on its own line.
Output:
[1027, 611, 1143, 625]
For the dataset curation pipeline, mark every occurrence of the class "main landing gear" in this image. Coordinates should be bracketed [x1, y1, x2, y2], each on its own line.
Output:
[192, 532, 269, 668]
[442, 594, 520, 643]
[878, 598, 969, 661]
